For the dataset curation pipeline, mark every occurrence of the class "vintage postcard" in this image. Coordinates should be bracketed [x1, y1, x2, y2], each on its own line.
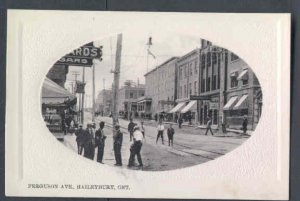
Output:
[5, 10, 290, 199]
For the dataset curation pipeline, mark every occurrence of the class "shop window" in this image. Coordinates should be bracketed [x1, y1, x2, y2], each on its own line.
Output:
[241, 109, 248, 116]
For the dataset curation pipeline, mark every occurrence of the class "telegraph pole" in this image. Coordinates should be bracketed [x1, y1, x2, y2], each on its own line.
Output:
[112, 34, 122, 127]
[92, 63, 96, 122]
[81, 67, 85, 124]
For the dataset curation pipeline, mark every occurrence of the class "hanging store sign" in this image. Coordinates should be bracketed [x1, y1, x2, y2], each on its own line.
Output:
[75, 81, 86, 93]
[55, 42, 102, 67]
[190, 95, 211, 100]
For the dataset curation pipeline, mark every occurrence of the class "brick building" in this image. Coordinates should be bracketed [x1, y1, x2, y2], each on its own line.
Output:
[140, 57, 178, 119]
[172, 48, 200, 123]
[46, 64, 69, 88]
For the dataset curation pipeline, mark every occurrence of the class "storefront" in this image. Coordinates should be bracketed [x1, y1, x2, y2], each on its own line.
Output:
[199, 96, 220, 126]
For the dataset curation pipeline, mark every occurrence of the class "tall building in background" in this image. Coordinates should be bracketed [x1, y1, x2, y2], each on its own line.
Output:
[141, 57, 178, 119]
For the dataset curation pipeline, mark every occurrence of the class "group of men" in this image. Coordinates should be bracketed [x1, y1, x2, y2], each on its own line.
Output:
[74, 122, 123, 166]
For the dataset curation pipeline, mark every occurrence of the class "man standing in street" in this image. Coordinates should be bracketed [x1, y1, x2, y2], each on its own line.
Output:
[113, 124, 123, 166]
[83, 123, 95, 160]
[75, 124, 85, 155]
[128, 126, 143, 168]
[95, 121, 106, 164]
[242, 116, 248, 135]
[205, 117, 214, 136]
[128, 118, 135, 142]
[156, 120, 165, 144]
[178, 116, 183, 129]
[167, 124, 175, 146]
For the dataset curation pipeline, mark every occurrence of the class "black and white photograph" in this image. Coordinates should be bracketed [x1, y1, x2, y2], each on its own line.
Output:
[5, 10, 290, 199]
[41, 35, 263, 171]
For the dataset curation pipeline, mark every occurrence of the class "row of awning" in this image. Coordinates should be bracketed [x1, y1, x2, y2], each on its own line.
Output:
[223, 94, 248, 110]
[168, 94, 248, 113]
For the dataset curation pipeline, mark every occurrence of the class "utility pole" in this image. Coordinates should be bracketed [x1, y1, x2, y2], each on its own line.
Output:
[92, 63, 96, 122]
[81, 67, 85, 124]
[112, 34, 122, 127]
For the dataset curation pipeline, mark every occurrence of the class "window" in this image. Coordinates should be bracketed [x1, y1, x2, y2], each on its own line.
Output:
[207, 52, 211, 66]
[184, 85, 187, 97]
[231, 73, 238, 88]
[130, 92, 134, 98]
[212, 53, 217, 64]
[231, 53, 239, 61]
[201, 54, 206, 67]
[179, 67, 183, 80]
[194, 81, 197, 95]
[194, 60, 198, 74]
[212, 75, 217, 90]
[206, 77, 211, 92]
[242, 79, 248, 85]
[189, 83, 192, 95]
[201, 79, 205, 93]
[190, 63, 193, 76]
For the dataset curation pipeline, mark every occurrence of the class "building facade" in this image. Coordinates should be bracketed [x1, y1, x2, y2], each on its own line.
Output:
[140, 57, 178, 119]
[173, 49, 200, 123]
[96, 89, 112, 116]
[118, 83, 145, 118]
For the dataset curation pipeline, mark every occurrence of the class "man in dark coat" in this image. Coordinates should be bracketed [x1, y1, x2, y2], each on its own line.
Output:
[205, 117, 214, 136]
[178, 116, 183, 129]
[83, 123, 95, 160]
[167, 124, 175, 146]
[127, 118, 135, 142]
[242, 116, 248, 135]
[95, 121, 106, 163]
[113, 124, 123, 166]
[75, 124, 85, 155]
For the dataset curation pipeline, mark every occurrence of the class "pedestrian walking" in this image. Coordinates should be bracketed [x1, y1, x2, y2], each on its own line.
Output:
[128, 126, 143, 168]
[95, 121, 106, 163]
[156, 120, 165, 144]
[83, 123, 95, 160]
[242, 116, 248, 135]
[75, 124, 85, 155]
[128, 118, 135, 142]
[205, 117, 214, 136]
[178, 116, 183, 129]
[113, 124, 123, 166]
[140, 121, 146, 141]
[167, 124, 175, 146]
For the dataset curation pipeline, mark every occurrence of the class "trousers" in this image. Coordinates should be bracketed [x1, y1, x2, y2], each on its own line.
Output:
[114, 143, 122, 165]
[97, 143, 105, 163]
[156, 131, 164, 144]
[128, 141, 143, 166]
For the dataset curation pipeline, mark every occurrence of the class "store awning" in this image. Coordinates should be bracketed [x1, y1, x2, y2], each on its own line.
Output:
[180, 101, 197, 113]
[233, 94, 248, 110]
[169, 102, 186, 113]
[41, 78, 76, 105]
[237, 69, 249, 80]
[223, 96, 238, 110]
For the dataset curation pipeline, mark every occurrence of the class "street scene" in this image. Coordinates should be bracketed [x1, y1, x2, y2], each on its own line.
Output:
[41, 34, 262, 171]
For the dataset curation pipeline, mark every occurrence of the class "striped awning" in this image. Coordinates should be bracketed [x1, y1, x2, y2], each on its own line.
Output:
[233, 95, 248, 110]
[41, 78, 76, 105]
[223, 96, 238, 110]
[180, 101, 197, 113]
[169, 102, 186, 113]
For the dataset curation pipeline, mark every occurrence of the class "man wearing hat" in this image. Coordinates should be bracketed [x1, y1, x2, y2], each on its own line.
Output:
[128, 125, 143, 168]
[83, 123, 95, 160]
[75, 124, 85, 155]
[127, 118, 135, 142]
[113, 124, 123, 166]
[95, 121, 107, 163]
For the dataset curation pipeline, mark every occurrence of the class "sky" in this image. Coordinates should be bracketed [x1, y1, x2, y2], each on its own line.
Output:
[64, 31, 202, 107]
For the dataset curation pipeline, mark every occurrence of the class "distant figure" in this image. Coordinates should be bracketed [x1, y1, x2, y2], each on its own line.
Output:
[113, 124, 123, 166]
[167, 124, 175, 146]
[156, 120, 165, 144]
[83, 123, 95, 160]
[242, 116, 248, 135]
[128, 118, 135, 142]
[140, 121, 146, 141]
[205, 117, 214, 136]
[178, 116, 183, 129]
[75, 124, 85, 155]
[128, 126, 143, 168]
[95, 121, 106, 163]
